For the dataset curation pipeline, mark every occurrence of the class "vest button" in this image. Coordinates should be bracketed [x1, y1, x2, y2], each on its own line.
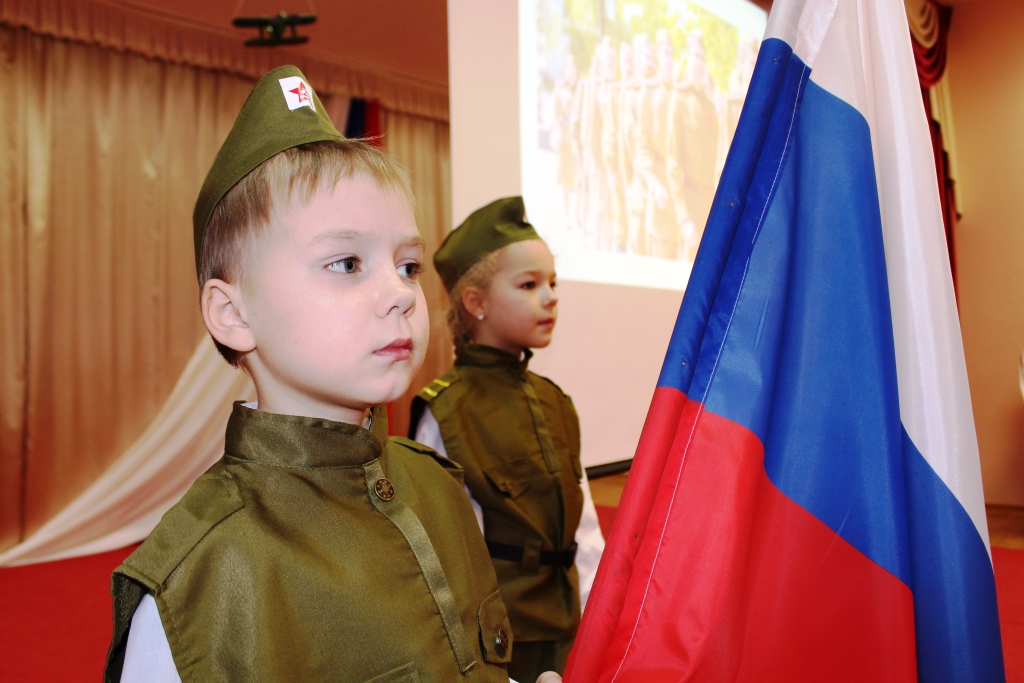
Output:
[495, 627, 509, 653]
[374, 478, 395, 501]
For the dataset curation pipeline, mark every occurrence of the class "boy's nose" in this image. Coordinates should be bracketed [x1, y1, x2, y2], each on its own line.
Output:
[376, 273, 417, 318]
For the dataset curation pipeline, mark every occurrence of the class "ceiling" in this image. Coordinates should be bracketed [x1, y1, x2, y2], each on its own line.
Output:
[115, 0, 450, 86]
[112, 0, 962, 88]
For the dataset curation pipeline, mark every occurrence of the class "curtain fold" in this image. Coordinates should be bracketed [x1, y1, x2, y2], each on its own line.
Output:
[0, 339, 253, 566]
[905, 0, 958, 293]
[906, 0, 952, 87]
[929, 75, 962, 213]
[381, 109, 453, 438]
[0, 26, 28, 551]
[0, 0, 449, 122]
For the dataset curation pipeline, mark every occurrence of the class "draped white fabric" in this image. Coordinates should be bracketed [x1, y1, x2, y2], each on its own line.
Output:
[0, 338, 253, 566]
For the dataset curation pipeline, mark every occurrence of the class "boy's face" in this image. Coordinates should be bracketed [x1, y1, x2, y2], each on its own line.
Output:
[239, 175, 427, 422]
[475, 240, 558, 354]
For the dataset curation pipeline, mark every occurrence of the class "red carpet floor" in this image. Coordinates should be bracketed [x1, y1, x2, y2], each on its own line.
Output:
[0, 515, 1019, 681]
[0, 545, 137, 682]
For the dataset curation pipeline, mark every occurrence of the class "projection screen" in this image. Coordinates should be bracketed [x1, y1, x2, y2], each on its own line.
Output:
[448, 0, 766, 468]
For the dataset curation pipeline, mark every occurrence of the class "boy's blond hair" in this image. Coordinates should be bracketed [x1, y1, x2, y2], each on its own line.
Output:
[200, 139, 413, 366]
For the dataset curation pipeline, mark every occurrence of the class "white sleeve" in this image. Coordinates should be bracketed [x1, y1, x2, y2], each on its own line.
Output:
[575, 470, 606, 612]
[120, 594, 182, 683]
[415, 406, 485, 533]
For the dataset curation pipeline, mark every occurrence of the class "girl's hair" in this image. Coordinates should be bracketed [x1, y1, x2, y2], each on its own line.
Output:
[445, 249, 502, 346]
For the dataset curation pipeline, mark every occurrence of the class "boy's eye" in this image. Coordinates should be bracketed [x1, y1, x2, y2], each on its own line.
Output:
[328, 257, 360, 274]
[521, 281, 537, 290]
[398, 262, 424, 279]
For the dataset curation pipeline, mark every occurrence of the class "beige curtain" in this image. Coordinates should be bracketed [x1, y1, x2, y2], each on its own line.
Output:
[0, 0, 449, 122]
[0, 25, 255, 552]
[0, 23, 454, 558]
[381, 110, 454, 437]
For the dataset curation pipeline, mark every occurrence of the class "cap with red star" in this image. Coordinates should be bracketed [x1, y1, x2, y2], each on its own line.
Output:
[191, 65, 342, 278]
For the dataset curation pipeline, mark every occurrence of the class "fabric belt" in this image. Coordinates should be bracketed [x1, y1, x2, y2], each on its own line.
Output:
[486, 540, 578, 569]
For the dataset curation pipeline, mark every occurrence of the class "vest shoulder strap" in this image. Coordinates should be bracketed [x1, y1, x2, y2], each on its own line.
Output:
[116, 465, 245, 590]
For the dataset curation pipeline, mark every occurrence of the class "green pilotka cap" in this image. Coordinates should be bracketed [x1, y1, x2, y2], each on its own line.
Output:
[192, 65, 342, 278]
[434, 196, 541, 292]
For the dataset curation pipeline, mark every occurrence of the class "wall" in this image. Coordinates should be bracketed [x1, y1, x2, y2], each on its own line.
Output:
[948, 0, 1024, 506]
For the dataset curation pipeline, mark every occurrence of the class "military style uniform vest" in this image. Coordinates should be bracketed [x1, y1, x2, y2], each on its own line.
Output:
[104, 404, 512, 683]
[411, 344, 585, 645]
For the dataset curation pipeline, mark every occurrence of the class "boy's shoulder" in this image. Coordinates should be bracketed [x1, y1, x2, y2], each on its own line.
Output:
[387, 435, 465, 484]
[115, 462, 244, 592]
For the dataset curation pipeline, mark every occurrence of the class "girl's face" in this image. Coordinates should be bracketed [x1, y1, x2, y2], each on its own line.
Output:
[470, 240, 558, 355]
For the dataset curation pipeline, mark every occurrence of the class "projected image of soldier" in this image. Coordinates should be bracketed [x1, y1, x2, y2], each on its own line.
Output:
[610, 40, 634, 253]
[579, 37, 614, 249]
[635, 28, 677, 259]
[625, 33, 654, 256]
[594, 37, 620, 251]
[667, 29, 719, 262]
[554, 54, 581, 232]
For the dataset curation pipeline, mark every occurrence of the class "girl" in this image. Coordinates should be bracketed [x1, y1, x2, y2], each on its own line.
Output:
[411, 196, 604, 683]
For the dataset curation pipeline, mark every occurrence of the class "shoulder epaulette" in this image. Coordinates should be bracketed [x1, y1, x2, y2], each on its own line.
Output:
[116, 467, 245, 590]
[417, 374, 460, 401]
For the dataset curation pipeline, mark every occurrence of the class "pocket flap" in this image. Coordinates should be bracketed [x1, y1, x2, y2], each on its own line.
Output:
[477, 589, 514, 664]
[482, 458, 535, 499]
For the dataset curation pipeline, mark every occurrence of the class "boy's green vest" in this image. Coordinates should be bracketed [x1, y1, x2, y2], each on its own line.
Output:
[104, 404, 513, 683]
[412, 344, 585, 644]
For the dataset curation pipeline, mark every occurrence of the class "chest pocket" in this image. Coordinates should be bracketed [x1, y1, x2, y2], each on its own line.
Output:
[482, 457, 539, 500]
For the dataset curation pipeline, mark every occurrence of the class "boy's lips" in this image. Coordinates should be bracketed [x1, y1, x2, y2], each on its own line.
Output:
[375, 338, 414, 360]
[537, 318, 555, 328]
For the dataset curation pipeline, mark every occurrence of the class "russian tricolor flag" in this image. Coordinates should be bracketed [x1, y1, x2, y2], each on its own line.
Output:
[565, 0, 1005, 680]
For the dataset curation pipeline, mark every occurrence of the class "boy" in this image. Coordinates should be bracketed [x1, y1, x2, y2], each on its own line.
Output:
[103, 66, 529, 682]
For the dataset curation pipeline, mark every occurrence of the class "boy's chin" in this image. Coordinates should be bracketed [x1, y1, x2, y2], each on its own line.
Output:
[362, 375, 416, 406]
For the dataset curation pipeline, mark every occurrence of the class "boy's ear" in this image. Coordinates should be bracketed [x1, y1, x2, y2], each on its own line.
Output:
[201, 279, 256, 355]
[461, 287, 486, 320]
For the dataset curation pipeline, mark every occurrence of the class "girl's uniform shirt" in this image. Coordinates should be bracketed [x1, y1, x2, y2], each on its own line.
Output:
[411, 344, 604, 647]
[415, 412, 605, 609]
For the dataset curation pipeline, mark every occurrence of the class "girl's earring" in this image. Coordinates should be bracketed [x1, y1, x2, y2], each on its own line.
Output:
[477, 313, 485, 321]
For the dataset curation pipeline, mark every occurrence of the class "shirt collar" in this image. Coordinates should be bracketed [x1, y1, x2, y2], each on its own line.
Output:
[224, 402, 388, 468]
[455, 343, 532, 377]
